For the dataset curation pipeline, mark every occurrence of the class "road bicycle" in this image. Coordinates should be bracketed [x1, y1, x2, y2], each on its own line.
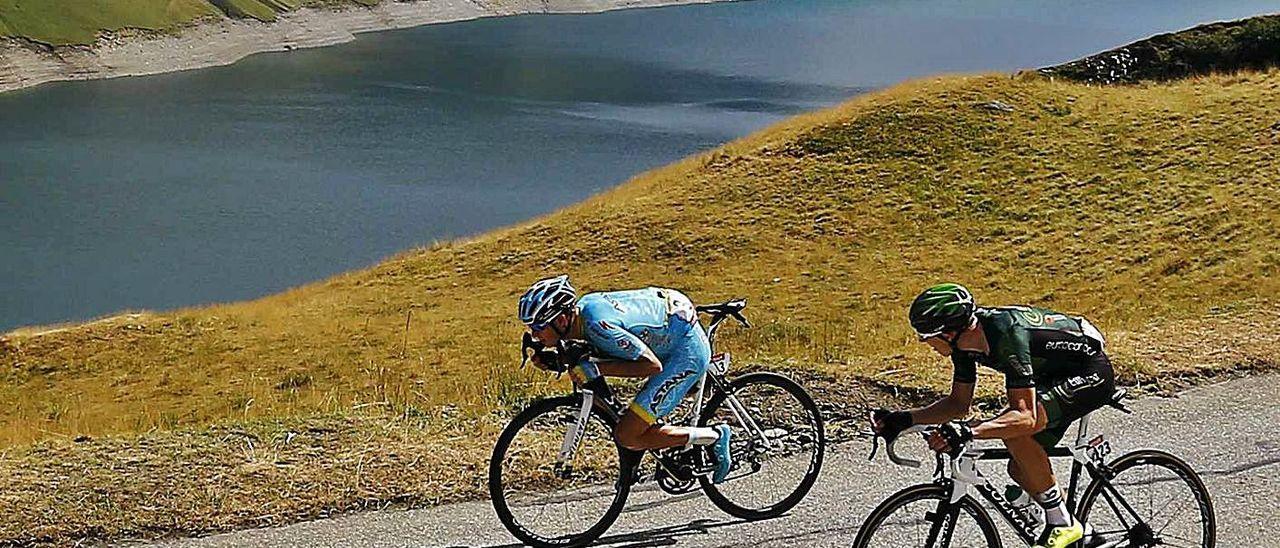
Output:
[488, 299, 826, 548]
[853, 389, 1215, 548]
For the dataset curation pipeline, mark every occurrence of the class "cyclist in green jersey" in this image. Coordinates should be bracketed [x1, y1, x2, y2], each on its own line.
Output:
[872, 283, 1115, 548]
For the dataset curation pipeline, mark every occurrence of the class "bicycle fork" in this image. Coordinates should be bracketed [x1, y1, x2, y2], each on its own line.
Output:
[554, 389, 596, 477]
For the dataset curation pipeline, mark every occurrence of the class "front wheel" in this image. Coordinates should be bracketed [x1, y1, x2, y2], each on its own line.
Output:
[697, 371, 825, 520]
[851, 483, 1002, 548]
[489, 395, 630, 548]
[1077, 449, 1216, 548]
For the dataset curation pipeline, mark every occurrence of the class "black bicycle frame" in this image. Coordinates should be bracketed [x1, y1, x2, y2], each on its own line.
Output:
[968, 446, 1095, 545]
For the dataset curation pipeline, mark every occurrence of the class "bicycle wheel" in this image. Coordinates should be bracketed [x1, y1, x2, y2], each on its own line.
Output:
[489, 395, 631, 548]
[697, 371, 825, 519]
[1078, 449, 1215, 548]
[851, 483, 1002, 548]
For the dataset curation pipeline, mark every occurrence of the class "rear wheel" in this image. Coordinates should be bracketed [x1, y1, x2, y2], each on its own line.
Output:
[697, 372, 825, 519]
[851, 483, 1001, 548]
[489, 395, 630, 548]
[1077, 449, 1215, 548]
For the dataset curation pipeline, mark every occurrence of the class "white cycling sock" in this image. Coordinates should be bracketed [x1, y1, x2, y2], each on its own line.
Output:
[1033, 486, 1072, 527]
[684, 427, 721, 450]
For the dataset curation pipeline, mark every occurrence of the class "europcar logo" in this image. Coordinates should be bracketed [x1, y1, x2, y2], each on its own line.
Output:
[1044, 340, 1097, 356]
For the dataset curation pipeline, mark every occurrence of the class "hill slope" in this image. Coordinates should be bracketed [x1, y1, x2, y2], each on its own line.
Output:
[5, 69, 1279, 444]
[1042, 13, 1280, 84]
[0, 0, 375, 45]
[3, 70, 1280, 542]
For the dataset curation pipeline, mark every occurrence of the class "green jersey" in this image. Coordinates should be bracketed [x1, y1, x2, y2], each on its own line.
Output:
[952, 306, 1106, 389]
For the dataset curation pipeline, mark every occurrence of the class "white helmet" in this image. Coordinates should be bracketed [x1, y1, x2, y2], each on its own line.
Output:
[518, 275, 577, 328]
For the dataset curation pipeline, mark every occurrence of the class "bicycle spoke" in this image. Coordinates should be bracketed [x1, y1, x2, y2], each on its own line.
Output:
[1152, 495, 1191, 535]
[1155, 539, 1201, 548]
[1079, 453, 1213, 548]
[852, 487, 998, 548]
[1100, 487, 1136, 530]
[1162, 531, 1207, 544]
[700, 374, 823, 517]
[492, 399, 626, 544]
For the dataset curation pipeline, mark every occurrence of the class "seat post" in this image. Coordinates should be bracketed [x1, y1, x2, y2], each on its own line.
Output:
[1073, 413, 1091, 446]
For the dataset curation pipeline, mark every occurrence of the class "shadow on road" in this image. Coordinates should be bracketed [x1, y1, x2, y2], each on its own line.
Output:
[480, 517, 757, 548]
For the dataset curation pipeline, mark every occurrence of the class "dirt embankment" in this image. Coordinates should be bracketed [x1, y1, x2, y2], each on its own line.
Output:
[1040, 13, 1280, 84]
[0, 0, 732, 94]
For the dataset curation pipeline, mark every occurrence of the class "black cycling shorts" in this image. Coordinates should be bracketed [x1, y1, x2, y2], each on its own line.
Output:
[1033, 351, 1116, 448]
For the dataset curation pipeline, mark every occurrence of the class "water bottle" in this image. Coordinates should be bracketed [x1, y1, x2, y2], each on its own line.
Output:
[1004, 485, 1045, 527]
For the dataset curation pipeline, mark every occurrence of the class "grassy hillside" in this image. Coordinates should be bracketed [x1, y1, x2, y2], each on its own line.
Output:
[4, 70, 1280, 445]
[1042, 13, 1280, 84]
[3, 69, 1280, 542]
[0, 0, 377, 45]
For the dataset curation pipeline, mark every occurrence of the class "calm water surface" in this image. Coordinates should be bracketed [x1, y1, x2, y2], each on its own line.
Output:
[1, 0, 1276, 330]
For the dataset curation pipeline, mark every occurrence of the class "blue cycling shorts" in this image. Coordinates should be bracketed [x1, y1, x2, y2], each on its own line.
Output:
[628, 316, 710, 424]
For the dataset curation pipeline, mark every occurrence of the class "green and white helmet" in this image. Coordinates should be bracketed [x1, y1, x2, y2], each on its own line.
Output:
[909, 283, 976, 338]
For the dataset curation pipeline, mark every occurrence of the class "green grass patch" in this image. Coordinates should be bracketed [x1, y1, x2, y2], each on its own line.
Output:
[0, 0, 380, 44]
[0, 0, 221, 44]
[209, 0, 278, 22]
[1043, 13, 1280, 83]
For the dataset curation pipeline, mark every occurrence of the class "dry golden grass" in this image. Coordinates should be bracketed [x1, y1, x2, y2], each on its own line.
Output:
[5, 69, 1278, 445]
[2, 68, 1280, 543]
[0, 411, 503, 544]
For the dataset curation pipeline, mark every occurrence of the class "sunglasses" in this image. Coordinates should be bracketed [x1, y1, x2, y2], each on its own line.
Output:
[916, 330, 952, 342]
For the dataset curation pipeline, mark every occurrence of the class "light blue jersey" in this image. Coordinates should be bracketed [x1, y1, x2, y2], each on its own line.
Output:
[573, 287, 709, 424]
[577, 287, 698, 362]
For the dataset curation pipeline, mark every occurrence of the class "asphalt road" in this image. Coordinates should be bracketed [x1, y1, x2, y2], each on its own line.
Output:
[154, 374, 1278, 547]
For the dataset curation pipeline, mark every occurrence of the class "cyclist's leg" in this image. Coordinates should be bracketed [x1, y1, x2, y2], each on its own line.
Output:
[615, 320, 712, 450]
[1002, 407, 1055, 493]
[1021, 354, 1116, 546]
[1008, 407, 1059, 489]
[1009, 352, 1117, 480]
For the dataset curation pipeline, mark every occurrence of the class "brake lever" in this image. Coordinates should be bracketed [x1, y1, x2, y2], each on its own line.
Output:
[862, 410, 881, 461]
[521, 332, 568, 374]
[520, 332, 538, 369]
[730, 311, 751, 328]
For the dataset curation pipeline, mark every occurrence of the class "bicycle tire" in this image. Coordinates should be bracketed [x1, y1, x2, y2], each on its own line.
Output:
[1077, 449, 1216, 548]
[697, 371, 825, 520]
[489, 395, 631, 548]
[851, 483, 1002, 548]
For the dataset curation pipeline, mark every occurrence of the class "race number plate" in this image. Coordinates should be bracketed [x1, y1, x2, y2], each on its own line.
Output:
[709, 352, 730, 375]
[1085, 434, 1112, 463]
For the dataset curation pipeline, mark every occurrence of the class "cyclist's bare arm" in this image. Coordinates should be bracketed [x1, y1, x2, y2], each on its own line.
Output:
[971, 387, 1042, 439]
[595, 349, 662, 378]
[908, 381, 975, 424]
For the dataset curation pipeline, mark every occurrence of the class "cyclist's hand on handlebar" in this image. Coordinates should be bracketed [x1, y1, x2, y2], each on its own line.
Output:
[927, 421, 973, 456]
[530, 347, 567, 373]
[559, 339, 593, 364]
[529, 350, 553, 371]
[870, 408, 913, 441]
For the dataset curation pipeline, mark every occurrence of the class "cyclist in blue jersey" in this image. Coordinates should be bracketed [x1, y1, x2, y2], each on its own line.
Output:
[518, 275, 734, 483]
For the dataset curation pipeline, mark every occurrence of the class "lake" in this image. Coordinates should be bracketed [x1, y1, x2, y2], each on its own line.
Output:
[1, 0, 1276, 331]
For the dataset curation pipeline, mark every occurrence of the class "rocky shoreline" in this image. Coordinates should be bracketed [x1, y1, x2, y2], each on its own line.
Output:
[0, 0, 734, 95]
